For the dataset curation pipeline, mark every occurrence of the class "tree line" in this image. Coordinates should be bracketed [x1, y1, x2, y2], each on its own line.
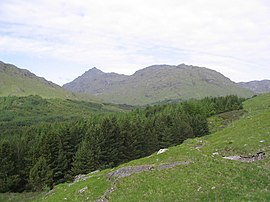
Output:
[0, 95, 244, 192]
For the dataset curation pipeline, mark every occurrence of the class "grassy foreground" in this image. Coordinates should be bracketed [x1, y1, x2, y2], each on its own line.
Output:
[2, 93, 270, 201]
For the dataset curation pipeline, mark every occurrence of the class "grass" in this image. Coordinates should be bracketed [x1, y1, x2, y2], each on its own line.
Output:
[4, 93, 270, 201]
[107, 93, 270, 201]
[0, 192, 41, 202]
[207, 110, 246, 133]
[35, 170, 111, 202]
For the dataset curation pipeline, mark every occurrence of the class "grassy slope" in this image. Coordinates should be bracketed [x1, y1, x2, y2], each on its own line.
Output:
[0, 61, 99, 102]
[0, 96, 129, 134]
[1, 94, 269, 201]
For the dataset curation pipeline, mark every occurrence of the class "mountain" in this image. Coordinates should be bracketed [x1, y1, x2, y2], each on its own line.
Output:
[0, 61, 98, 101]
[64, 64, 254, 105]
[238, 80, 270, 94]
[35, 93, 270, 201]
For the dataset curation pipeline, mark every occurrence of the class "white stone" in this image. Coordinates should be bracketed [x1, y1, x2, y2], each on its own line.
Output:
[157, 148, 168, 154]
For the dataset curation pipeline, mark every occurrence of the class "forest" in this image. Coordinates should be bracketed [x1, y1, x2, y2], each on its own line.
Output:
[0, 95, 245, 193]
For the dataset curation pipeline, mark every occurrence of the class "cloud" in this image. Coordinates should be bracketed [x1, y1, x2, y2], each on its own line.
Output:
[0, 0, 270, 85]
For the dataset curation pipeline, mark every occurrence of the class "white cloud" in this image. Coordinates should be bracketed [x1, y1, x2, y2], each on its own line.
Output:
[0, 0, 270, 85]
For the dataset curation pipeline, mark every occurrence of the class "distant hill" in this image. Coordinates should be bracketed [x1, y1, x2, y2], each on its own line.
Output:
[238, 80, 270, 94]
[0, 61, 98, 102]
[64, 64, 253, 105]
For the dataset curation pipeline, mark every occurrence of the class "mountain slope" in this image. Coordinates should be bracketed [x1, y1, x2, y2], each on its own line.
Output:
[64, 64, 253, 105]
[238, 80, 270, 94]
[0, 61, 98, 101]
[38, 93, 270, 201]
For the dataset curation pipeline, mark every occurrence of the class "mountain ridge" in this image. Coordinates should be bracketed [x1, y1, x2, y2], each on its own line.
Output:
[64, 64, 254, 105]
[238, 80, 270, 94]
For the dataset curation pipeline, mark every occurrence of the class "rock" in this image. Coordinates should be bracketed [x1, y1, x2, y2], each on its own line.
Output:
[73, 174, 87, 183]
[78, 186, 88, 194]
[223, 152, 265, 162]
[90, 170, 100, 174]
[223, 156, 241, 161]
[157, 148, 168, 154]
[73, 174, 92, 183]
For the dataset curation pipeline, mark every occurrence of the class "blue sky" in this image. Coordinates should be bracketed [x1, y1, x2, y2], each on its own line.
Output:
[0, 0, 269, 85]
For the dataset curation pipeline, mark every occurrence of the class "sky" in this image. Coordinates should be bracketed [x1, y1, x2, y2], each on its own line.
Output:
[0, 0, 269, 85]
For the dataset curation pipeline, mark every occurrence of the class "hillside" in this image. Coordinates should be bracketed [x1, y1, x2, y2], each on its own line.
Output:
[35, 93, 270, 201]
[63, 64, 254, 105]
[239, 80, 270, 94]
[0, 61, 98, 102]
[0, 95, 131, 134]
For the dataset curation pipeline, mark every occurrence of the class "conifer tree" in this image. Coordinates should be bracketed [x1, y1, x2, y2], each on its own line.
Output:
[71, 139, 96, 175]
[99, 116, 122, 168]
[29, 157, 53, 191]
[0, 141, 20, 192]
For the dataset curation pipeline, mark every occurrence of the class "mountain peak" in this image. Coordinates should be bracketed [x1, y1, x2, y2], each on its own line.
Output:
[89, 67, 103, 72]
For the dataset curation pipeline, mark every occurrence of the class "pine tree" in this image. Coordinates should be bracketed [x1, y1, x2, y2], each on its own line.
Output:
[54, 141, 69, 184]
[71, 139, 96, 175]
[0, 141, 20, 192]
[99, 116, 122, 168]
[29, 157, 53, 191]
[119, 118, 140, 162]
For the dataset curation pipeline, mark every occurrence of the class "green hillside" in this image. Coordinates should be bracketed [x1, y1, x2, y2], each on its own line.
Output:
[0, 61, 99, 102]
[64, 64, 254, 105]
[0, 95, 130, 134]
[34, 93, 270, 201]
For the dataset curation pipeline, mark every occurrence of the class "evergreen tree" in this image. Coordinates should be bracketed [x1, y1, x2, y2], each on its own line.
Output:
[71, 139, 96, 175]
[54, 141, 69, 184]
[99, 116, 122, 168]
[0, 141, 20, 192]
[143, 118, 160, 155]
[29, 157, 53, 191]
[119, 118, 140, 162]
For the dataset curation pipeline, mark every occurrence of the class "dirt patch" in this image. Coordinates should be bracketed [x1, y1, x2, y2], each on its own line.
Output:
[96, 161, 190, 202]
[223, 152, 265, 162]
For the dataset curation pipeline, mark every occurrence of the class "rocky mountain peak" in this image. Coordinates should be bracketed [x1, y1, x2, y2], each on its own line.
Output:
[85, 67, 104, 75]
